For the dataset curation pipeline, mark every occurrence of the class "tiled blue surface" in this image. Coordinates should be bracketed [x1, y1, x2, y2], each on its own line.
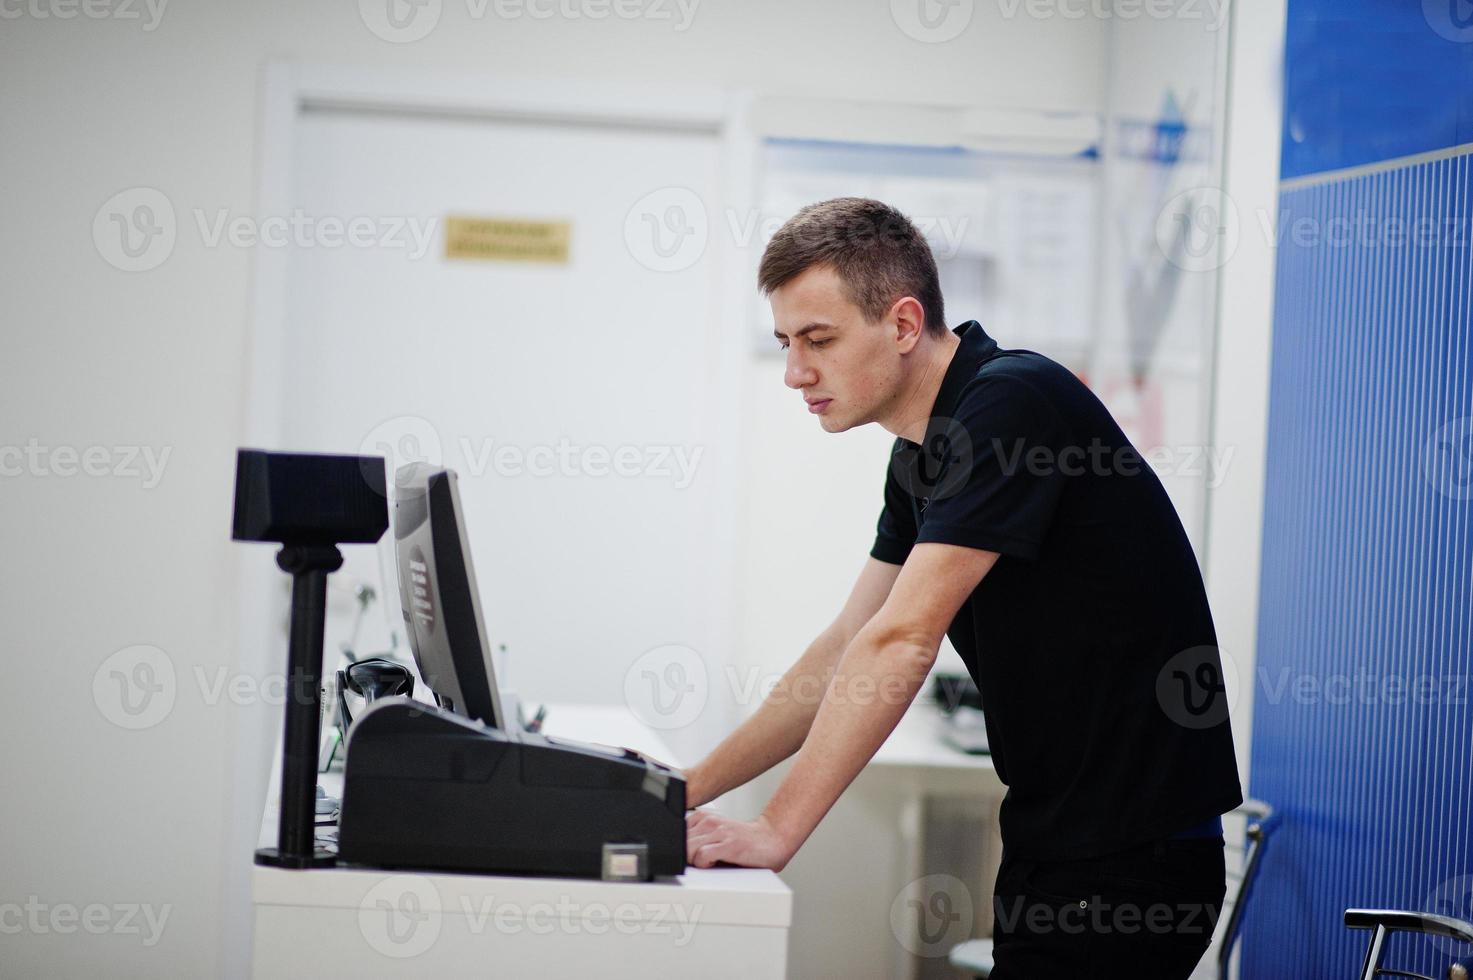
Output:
[1247, 149, 1473, 976]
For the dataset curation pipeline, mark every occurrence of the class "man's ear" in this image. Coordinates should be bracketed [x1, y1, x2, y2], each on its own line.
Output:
[890, 296, 927, 354]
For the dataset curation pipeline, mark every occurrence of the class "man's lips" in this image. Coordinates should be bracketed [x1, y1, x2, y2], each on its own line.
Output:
[806, 398, 832, 415]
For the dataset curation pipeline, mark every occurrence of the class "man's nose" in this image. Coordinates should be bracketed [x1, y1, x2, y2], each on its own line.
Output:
[784, 349, 817, 389]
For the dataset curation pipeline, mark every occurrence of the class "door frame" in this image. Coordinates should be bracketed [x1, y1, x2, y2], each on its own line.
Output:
[227, 61, 756, 979]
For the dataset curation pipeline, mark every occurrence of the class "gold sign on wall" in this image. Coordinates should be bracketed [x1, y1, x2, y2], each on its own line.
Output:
[444, 216, 572, 265]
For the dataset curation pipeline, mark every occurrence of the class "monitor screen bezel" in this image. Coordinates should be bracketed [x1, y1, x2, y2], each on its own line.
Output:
[391, 463, 506, 730]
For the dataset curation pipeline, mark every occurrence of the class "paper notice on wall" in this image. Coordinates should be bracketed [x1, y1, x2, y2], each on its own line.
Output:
[444, 216, 572, 264]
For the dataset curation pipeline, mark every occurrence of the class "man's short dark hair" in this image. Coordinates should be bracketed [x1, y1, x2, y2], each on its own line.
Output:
[757, 197, 947, 337]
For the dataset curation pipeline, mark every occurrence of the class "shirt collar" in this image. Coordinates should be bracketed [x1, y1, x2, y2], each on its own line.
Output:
[911, 321, 997, 444]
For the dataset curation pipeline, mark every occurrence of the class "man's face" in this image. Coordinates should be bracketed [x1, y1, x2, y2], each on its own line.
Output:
[770, 265, 908, 433]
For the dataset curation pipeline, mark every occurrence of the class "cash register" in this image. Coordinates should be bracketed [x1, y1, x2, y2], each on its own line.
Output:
[335, 463, 687, 882]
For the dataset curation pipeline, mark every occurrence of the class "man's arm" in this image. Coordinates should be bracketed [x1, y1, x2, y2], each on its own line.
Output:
[684, 557, 903, 809]
[687, 543, 998, 870]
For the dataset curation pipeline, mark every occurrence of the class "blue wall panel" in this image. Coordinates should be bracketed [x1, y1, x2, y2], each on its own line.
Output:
[1246, 149, 1473, 976]
[1281, 0, 1473, 179]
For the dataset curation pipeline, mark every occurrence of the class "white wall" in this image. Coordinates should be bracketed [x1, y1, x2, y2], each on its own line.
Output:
[1206, 0, 1289, 797]
[0, 3, 1107, 977]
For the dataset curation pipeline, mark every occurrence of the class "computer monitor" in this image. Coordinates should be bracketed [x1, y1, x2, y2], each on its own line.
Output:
[391, 463, 506, 730]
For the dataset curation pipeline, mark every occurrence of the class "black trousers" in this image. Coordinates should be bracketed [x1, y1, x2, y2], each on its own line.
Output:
[989, 836, 1226, 980]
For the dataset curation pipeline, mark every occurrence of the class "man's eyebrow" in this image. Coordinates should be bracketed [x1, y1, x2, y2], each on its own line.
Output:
[773, 322, 835, 340]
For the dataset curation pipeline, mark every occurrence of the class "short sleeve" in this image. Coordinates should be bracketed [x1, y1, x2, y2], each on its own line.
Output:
[911, 377, 1069, 561]
[870, 441, 918, 565]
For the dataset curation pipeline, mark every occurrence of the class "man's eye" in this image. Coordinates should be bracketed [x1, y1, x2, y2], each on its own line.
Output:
[810, 338, 832, 350]
[777, 341, 790, 351]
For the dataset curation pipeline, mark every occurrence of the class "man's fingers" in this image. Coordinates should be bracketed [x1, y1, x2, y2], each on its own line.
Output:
[685, 831, 718, 857]
[691, 840, 727, 868]
[687, 809, 724, 833]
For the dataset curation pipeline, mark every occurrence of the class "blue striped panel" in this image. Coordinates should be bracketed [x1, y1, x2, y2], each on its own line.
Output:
[1246, 151, 1473, 977]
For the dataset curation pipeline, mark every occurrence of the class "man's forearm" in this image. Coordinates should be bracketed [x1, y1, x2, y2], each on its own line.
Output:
[685, 625, 849, 808]
[684, 547, 994, 873]
[759, 624, 934, 860]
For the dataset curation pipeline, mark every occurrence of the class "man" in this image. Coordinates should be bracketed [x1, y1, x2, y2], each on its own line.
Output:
[681, 197, 1242, 978]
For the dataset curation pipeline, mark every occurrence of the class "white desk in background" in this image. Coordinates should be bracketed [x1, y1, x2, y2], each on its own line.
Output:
[869, 696, 999, 773]
[251, 704, 792, 980]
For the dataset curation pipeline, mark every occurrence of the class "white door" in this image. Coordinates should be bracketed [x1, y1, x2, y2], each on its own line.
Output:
[274, 104, 730, 751]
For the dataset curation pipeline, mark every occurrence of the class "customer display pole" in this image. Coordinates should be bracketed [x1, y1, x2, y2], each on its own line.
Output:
[230, 449, 390, 869]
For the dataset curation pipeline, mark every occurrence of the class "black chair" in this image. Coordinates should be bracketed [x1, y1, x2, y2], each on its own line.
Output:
[1213, 799, 1278, 979]
[1344, 908, 1473, 980]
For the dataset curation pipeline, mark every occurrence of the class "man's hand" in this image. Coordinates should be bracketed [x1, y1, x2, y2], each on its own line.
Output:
[685, 810, 794, 871]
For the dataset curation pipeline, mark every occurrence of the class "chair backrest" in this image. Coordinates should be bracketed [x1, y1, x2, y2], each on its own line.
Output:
[1212, 799, 1279, 980]
[1344, 908, 1473, 980]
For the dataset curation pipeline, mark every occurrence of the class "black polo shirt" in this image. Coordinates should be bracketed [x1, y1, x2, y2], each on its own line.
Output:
[872, 321, 1242, 861]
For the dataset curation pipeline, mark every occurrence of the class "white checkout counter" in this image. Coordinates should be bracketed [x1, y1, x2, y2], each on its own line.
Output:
[252, 704, 792, 979]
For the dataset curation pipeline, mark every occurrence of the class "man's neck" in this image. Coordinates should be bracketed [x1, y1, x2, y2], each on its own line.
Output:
[880, 330, 961, 443]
